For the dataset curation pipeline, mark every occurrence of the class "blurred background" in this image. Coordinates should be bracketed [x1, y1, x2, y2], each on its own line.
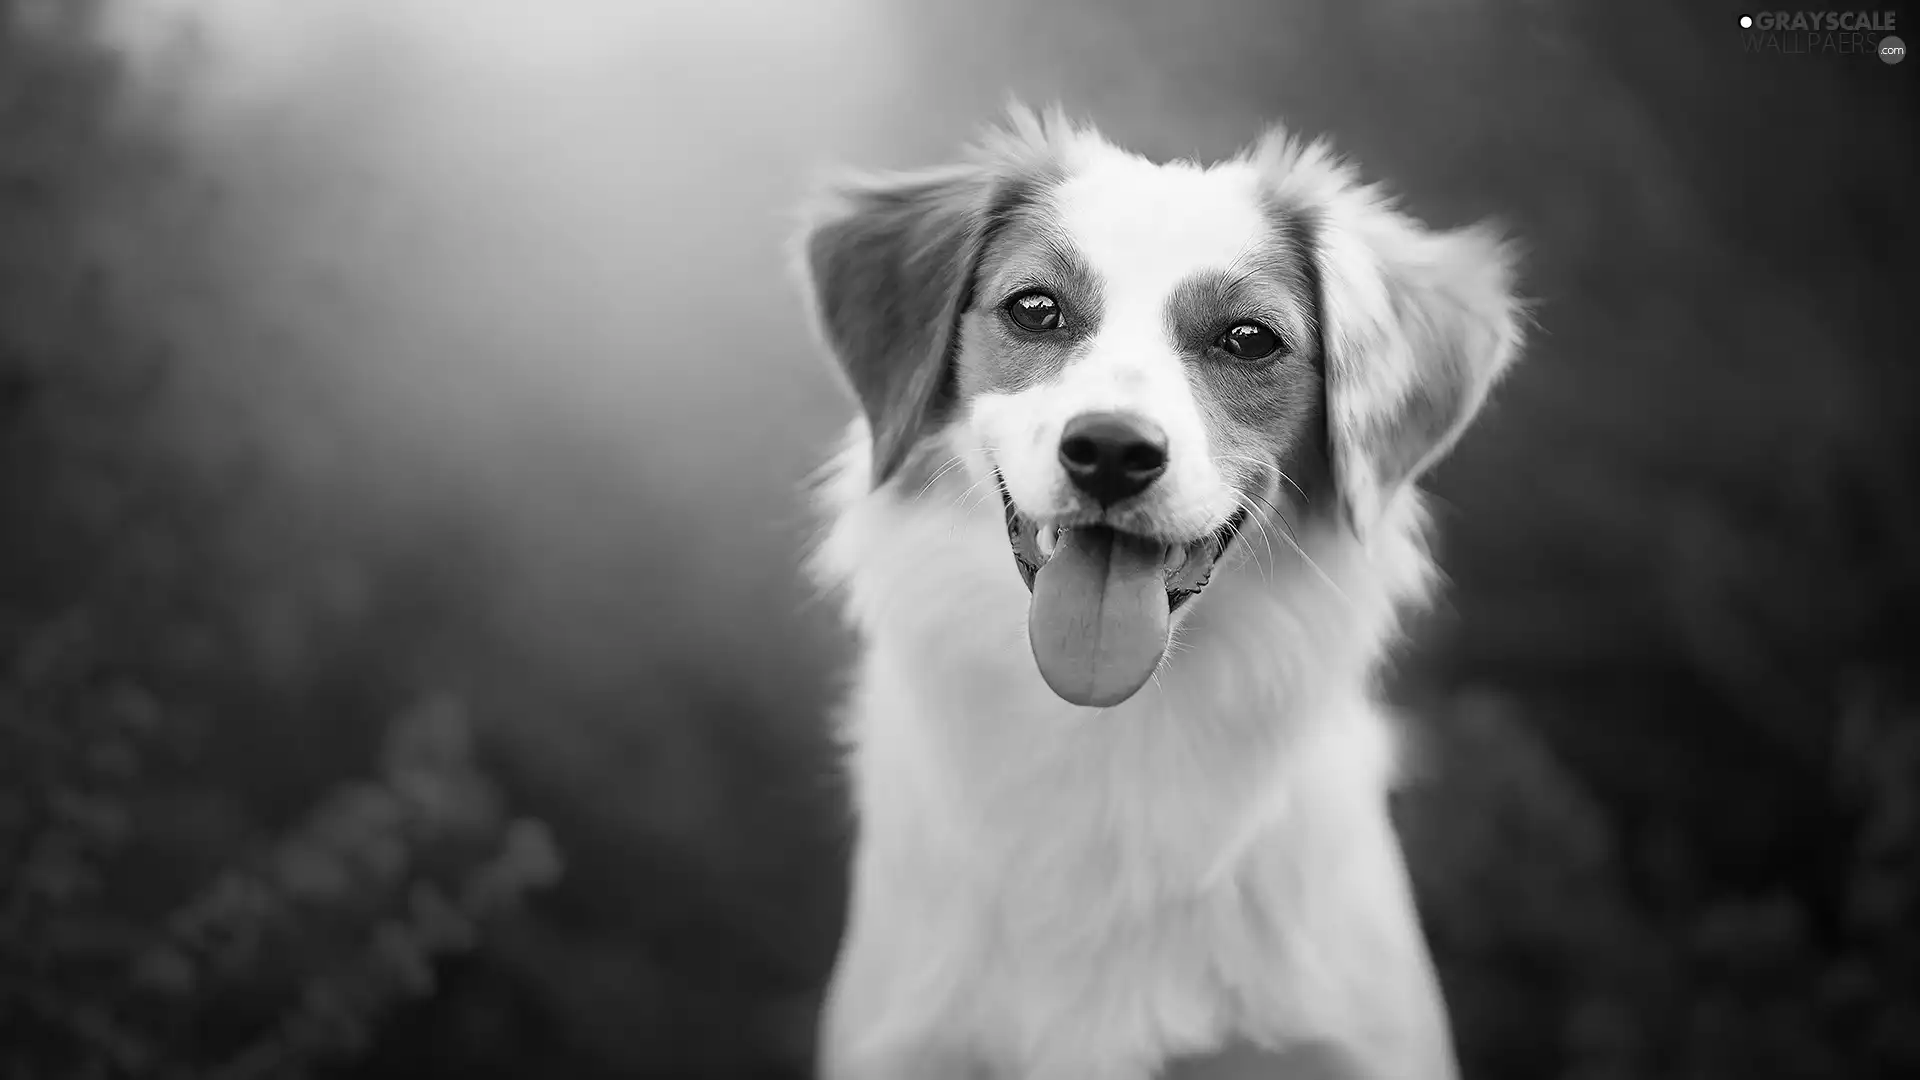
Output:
[3, 0, 1916, 1077]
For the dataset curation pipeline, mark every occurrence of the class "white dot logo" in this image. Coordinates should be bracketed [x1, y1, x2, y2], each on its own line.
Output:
[1740, 14, 1753, 28]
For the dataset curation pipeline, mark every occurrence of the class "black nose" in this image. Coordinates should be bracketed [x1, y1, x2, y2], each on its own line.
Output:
[1058, 412, 1169, 507]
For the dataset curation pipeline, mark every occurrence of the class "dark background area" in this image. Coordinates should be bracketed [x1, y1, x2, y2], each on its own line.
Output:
[3, 1, 1916, 1077]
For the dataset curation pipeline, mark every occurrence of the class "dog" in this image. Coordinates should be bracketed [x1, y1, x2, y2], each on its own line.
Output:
[794, 105, 1524, 1080]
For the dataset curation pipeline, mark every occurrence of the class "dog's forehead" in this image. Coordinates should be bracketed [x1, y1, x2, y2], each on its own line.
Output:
[1050, 157, 1271, 294]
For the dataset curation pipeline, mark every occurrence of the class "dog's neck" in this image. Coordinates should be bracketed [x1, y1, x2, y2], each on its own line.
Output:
[813, 428, 1436, 899]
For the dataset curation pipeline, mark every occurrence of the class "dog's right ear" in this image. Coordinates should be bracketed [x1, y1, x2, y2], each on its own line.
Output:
[795, 164, 1001, 488]
[1248, 126, 1525, 541]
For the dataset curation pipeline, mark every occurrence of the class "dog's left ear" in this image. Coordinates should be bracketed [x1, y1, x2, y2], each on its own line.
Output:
[795, 164, 1001, 488]
[1261, 135, 1526, 538]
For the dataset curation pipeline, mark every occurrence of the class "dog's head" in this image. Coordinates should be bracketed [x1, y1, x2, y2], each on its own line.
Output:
[797, 107, 1523, 709]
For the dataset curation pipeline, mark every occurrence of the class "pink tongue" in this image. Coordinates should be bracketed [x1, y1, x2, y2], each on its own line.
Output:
[1028, 526, 1170, 708]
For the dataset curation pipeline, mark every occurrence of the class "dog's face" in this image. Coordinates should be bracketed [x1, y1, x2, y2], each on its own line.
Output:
[799, 109, 1522, 709]
[957, 151, 1323, 594]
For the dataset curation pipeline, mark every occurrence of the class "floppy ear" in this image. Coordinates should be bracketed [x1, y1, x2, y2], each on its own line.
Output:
[1260, 134, 1525, 537]
[795, 164, 1001, 488]
[1317, 212, 1523, 536]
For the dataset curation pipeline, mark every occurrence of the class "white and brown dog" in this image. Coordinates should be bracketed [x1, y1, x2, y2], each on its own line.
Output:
[795, 106, 1524, 1080]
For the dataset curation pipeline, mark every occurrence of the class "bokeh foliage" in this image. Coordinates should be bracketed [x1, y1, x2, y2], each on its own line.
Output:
[2, 6, 561, 1077]
[3, 1, 1917, 1079]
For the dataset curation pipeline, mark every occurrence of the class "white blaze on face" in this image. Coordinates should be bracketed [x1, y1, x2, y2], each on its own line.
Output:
[972, 153, 1272, 539]
[956, 152, 1281, 708]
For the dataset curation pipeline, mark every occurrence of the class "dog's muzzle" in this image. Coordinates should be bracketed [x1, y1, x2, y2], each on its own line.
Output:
[996, 472, 1248, 709]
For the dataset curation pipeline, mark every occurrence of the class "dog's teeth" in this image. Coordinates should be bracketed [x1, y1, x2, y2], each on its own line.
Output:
[1037, 527, 1059, 559]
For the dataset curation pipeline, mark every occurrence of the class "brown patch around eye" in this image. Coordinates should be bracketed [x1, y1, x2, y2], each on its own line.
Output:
[1168, 212, 1330, 513]
[1161, 250, 1312, 359]
[955, 204, 1105, 397]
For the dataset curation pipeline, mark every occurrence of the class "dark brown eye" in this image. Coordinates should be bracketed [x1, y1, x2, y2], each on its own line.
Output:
[1005, 290, 1063, 332]
[1216, 321, 1283, 362]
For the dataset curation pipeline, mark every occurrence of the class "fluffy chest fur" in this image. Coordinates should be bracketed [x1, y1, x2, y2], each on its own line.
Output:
[811, 429, 1453, 1079]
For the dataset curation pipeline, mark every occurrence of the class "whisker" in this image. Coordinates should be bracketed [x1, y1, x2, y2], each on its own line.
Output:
[913, 444, 1005, 502]
[1271, 510, 1354, 611]
[1209, 453, 1311, 507]
[957, 481, 1008, 529]
[1243, 488, 1293, 542]
[1207, 453, 1349, 602]
[913, 455, 969, 501]
[1212, 466, 1354, 612]
[1222, 236, 1267, 287]
[1210, 452, 1271, 472]
[945, 476, 996, 535]
[1251, 498, 1282, 586]
[1229, 491, 1277, 586]
[1273, 468, 1310, 505]
[1154, 634, 1192, 682]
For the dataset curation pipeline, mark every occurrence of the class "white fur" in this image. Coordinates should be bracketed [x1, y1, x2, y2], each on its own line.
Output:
[977, 155, 1273, 544]
[812, 424, 1451, 1080]
[804, 111, 1519, 1080]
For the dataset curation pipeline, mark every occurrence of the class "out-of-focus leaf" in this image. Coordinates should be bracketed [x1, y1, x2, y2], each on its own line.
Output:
[381, 694, 473, 776]
[369, 919, 434, 996]
[271, 843, 351, 904]
[129, 944, 198, 997]
[47, 787, 132, 846]
[390, 769, 495, 834]
[405, 882, 474, 952]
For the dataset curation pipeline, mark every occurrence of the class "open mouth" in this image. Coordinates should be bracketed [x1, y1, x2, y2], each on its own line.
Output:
[996, 472, 1248, 709]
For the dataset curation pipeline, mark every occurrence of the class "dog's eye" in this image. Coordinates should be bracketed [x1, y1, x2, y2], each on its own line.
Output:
[1215, 322, 1283, 362]
[1005, 291, 1064, 332]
